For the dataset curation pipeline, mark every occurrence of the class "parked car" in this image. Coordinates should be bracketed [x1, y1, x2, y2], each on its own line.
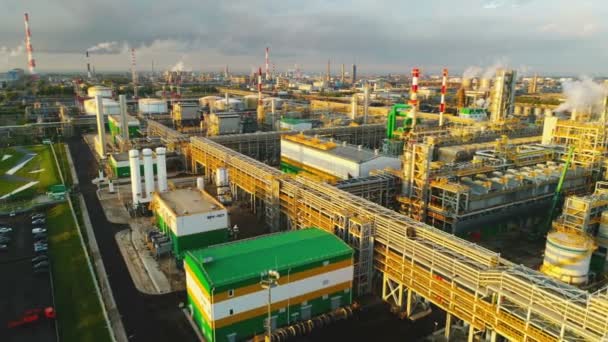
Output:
[34, 245, 47, 252]
[0, 244, 8, 251]
[34, 241, 48, 248]
[0, 236, 11, 244]
[33, 261, 49, 269]
[32, 228, 46, 234]
[34, 238, 48, 245]
[33, 232, 47, 240]
[31, 219, 45, 225]
[32, 255, 48, 263]
[0, 227, 12, 234]
[34, 267, 49, 275]
[31, 213, 45, 220]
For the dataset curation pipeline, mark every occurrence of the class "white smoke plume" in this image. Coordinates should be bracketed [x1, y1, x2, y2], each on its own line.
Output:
[87, 41, 123, 54]
[482, 60, 507, 79]
[0, 44, 24, 57]
[463, 66, 482, 79]
[555, 77, 608, 114]
[170, 60, 191, 72]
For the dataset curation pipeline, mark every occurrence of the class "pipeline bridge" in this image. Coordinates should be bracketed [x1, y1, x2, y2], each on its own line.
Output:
[148, 120, 608, 341]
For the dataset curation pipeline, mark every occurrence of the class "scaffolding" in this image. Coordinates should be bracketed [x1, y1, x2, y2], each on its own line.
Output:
[336, 172, 400, 208]
[554, 181, 608, 233]
[551, 120, 607, 171]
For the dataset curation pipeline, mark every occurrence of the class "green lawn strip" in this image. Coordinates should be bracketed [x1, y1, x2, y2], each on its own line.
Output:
[0, 178, 30, 197]
[15, 145, 60, 193]
[53, 143, 73, 186]
[47, 203, 111, 342]
[0, 147, 25, 174]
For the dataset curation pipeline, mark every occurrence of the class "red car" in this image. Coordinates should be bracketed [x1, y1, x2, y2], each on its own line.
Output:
[7, 307, 55, 328]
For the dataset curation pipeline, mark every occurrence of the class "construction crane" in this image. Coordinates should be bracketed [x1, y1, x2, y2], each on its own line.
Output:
[543, 145, 575, 234]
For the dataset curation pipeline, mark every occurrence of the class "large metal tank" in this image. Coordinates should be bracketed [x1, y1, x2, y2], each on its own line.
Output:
[541, 230, 595, 285]
[199, 96, 222, 107]
[243, 95, 260, 110]
[84, 98, 120, 115]
[155, 147, 167, 193]
[462, 78, 472, 90]
[214, 98, 244, 111]
[138, 98, 168, 115]
[129, 149, 142, 207]
[215, 168, 229, 187]
[142, 148, 155, 201]
[87, 85, 113, 98]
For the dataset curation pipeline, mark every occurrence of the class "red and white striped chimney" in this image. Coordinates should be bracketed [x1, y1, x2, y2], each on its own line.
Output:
[439, 68, 448, 127]
[409, 68, 420, 127]
[265, 47, 270, 81]
[23, 13, 37, 78]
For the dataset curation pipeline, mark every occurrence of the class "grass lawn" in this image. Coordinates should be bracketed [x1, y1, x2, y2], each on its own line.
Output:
[0, 147, 25, 174]
[15, 145, 61, 193]
[47, 203, 111, 342]
[0, 178, 31, 197]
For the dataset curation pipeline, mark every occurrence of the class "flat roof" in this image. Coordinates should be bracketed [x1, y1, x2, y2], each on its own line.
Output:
[186, 228, 352, 288]
[158, 188, 224, 216]
[282, 135, 385, 163]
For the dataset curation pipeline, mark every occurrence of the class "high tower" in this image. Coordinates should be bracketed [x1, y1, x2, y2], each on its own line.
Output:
[351, 64, 357, 86]
[326, 59, 331, 82]
[23, 13, 37, 78]
[131, 48, 138, 99]
[439, 68, 448, 127]
[341, 64, 345, 84]
[489, 69, 517, 123]
[265, 47, 270, 81]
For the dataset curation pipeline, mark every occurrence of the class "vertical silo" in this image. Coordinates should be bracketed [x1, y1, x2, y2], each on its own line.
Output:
[129, 149, 142, 207]
[142, 148, 154, 201]
[156, 147, 168, 193]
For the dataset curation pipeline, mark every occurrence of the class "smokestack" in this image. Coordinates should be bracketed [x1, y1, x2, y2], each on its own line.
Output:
[351, 64, 357, 86]
[350, 94, 358, 120]
[86, 51, 92, 79]
[129, 150, 142, 207]
[265, 47, 270, 81]
[95, 95, 107, 157]
[257, 67, 265, 125]
[23, 13, 37, 78]
[341, 64, 345, 84]
[363, 83, 369, 124]
[142, 148, 154, 201]
[439, 68, 448, 127]
[155, 147, 168, 193]
[409, 68, 420, 128]
[131, 48, 138, 99]
[326, 59, 331, 82]
[119, 95, 129, 142]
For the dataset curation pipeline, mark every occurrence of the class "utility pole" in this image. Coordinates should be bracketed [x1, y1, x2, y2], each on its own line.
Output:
[260, 270, 280, 342]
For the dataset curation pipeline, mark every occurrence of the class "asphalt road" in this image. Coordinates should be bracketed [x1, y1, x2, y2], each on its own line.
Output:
[0, 213, 56, 342]
[67, 137, 198, 342]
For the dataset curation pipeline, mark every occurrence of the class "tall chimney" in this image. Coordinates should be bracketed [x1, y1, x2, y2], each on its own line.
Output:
[156, 147, 168, 193]
[326, 59, 331, 82]
[142, 148, 154, 201]
[439, 68, 448, 127]
[265, 47, 270, 81]
[23, 13, 37, 78]
[341, 64, 345, 84]
[129, 150, 142, 207]
[95, 95, 107, 157]
[86, 51, 92, 79]
[409, 68, 420, 128]
[351, 64, 357, 86]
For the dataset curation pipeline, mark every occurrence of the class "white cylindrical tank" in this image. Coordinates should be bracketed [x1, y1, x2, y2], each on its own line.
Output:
[87, 86, 113, 98]
[129, 150, 142, 207]
[196, 177, 205, 190]
[541, 230, 595, 285]
[138, 98, 168, 115]
[214, 98, 244, 111]
[243, 95, 259, 109]
[215, 168, 228, 187]
[142, 148, 154, 201]
[85, 98, 120, 115]
[155, 147, 168, 193]
[199, 96, 222, 107]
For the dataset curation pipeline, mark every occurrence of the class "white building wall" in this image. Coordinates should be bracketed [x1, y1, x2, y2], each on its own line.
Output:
[176, 209, 229, 237]
[187, 273, 213, 319]
[212, 266, 353, 320]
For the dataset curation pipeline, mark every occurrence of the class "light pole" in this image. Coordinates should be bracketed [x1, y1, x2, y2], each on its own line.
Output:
[260, 270, 280, 342]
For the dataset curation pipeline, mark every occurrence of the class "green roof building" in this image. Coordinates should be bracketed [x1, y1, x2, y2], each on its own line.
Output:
[184, 228, 353, 342]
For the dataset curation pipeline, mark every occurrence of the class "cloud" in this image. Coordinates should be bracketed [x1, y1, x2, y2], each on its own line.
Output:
[0, 43, 25, 68]
[483, 0, 533, 9]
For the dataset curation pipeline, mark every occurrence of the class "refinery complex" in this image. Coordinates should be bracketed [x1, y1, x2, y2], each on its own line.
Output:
[1, 6, 608, 342]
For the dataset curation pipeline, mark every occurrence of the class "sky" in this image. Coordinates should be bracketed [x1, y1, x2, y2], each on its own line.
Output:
[1, 0, 607, 75]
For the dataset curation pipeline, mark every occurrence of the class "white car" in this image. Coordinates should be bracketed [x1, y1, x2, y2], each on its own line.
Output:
[0, 227, 12, 234]
[32, 228, 47, 234]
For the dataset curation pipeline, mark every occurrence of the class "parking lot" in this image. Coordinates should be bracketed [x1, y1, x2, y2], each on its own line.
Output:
[0, 212, 57, 342]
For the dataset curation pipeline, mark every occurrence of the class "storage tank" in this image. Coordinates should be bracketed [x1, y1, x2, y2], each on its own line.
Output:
[155, 147, 167, 193]
[142, 148, 154, 201]
[214, 98, 244, 111]
[199, 96, 222, 107]
[462, 78, 472, 90]
[84, 98, 120, 115]
[243, 95, 260, 110]
[129, 150, 142, 207]
[215, 168, 229, 187]
[196, 177, 205, 190]
[541, 230, 595, 285]
[87, 85, 113, 98]
[138, 98, 168, 115]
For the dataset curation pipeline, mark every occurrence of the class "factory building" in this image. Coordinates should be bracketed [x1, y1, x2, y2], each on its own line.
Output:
[84, 98, 120, 115]
[280, 118, 313, 131]
[108, 114, 140, 143]
[87, 85, 113, 98]
[172, 102, 200, 122]
[152, 188, 229, 257]
[207, 112, 241, 136]
[281, 134, 401, 183]
[139, 98, 168, 115]
[184, 228, 353, 342]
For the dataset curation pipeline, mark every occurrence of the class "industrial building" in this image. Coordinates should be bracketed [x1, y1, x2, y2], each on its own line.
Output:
[84, 97, 120, 115]
[109, 151, 156, 178]
[108, 114, 140, 143]
[184, 228, 353, 342]
[139, 98, 168, 115]
[152, 188, 229, 257]
[280, 134, 401, 183]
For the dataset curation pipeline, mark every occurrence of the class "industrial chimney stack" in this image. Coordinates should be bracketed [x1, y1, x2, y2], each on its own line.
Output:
[23, 13, 37, 79]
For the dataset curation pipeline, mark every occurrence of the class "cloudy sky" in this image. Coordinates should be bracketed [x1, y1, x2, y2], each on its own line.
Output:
[1, 0, 607, 75]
